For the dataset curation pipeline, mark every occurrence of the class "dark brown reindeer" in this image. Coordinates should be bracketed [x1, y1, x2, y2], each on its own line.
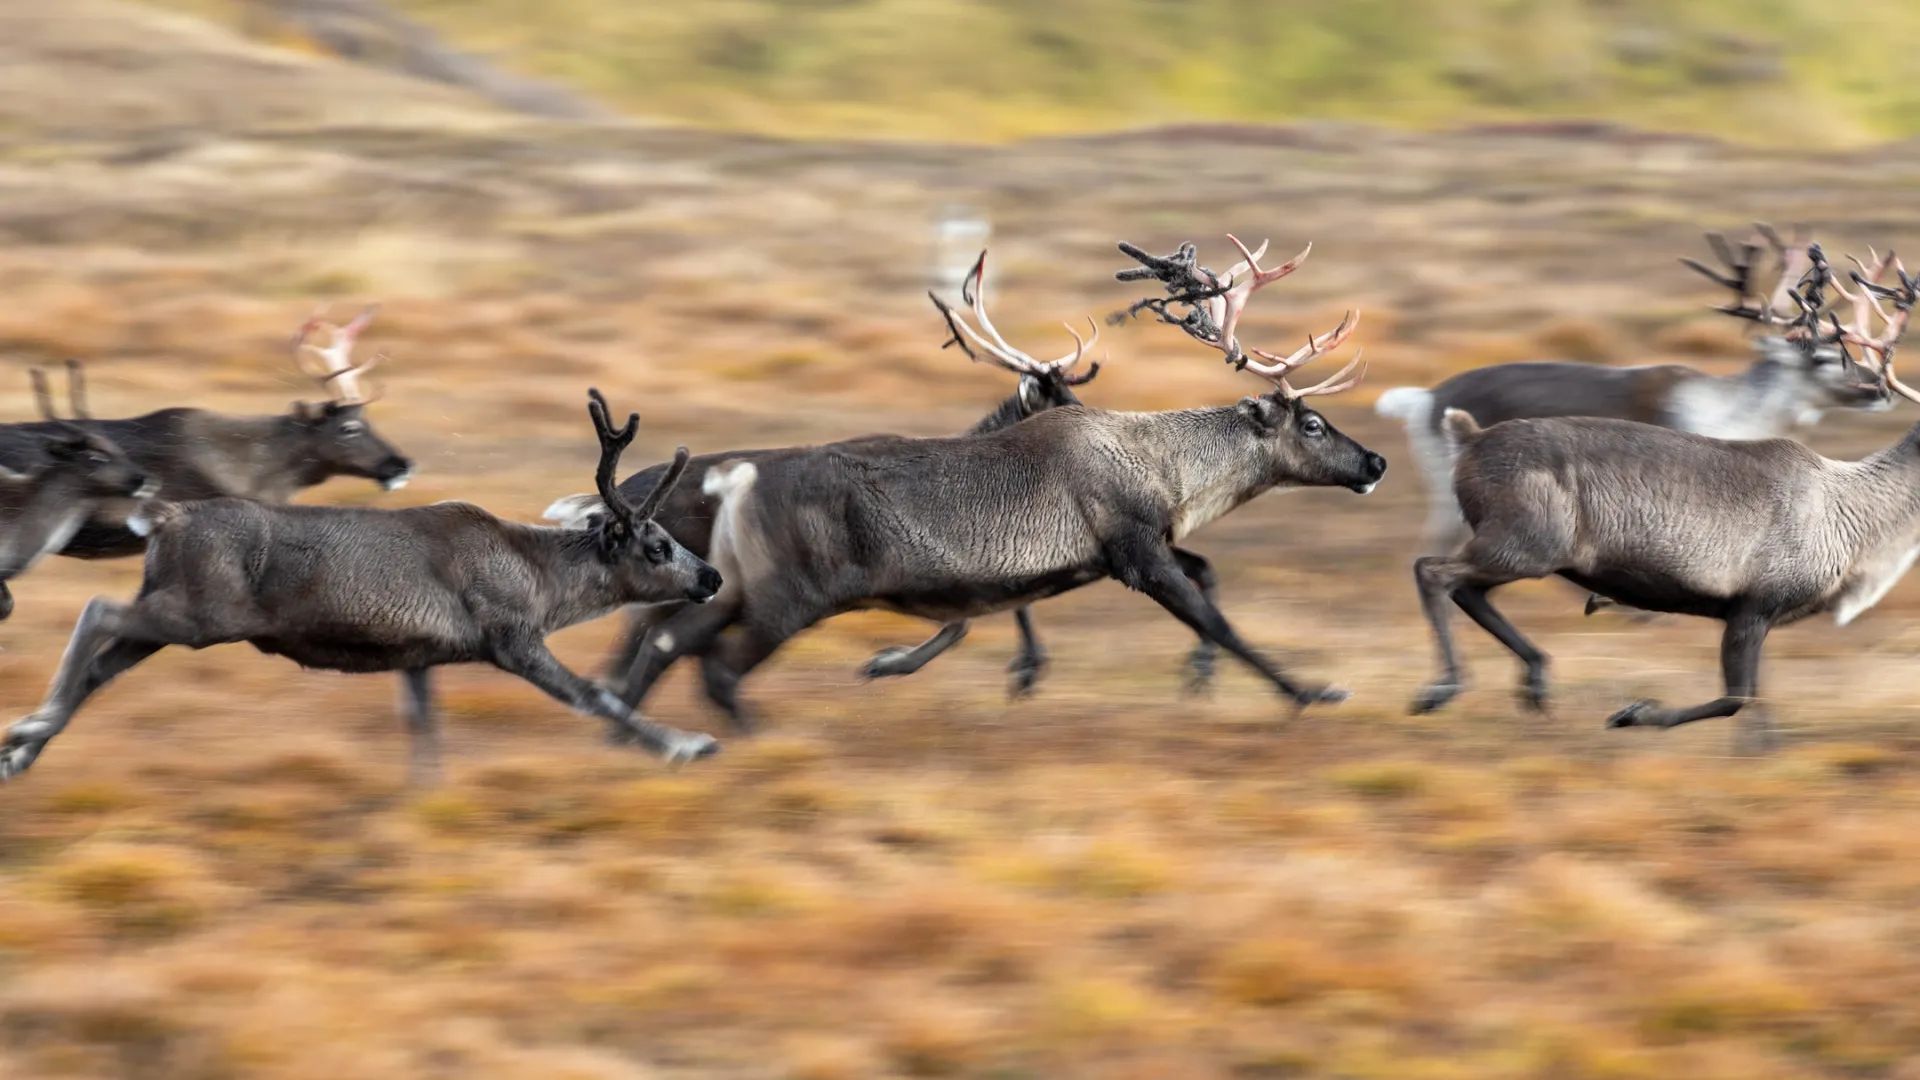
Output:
[1377, 225, 1892, 557]
[548, 253, 1133, 701]
[614, 235, 1383, 734]
[0, 390, 722, 786]
[0, 376, 153, 621]
[0, 306, 415, 561]
[1408, 246, 1920, 753]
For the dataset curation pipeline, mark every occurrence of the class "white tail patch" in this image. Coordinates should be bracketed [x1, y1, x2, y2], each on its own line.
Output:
[1376, 389, 1468, 551]
[541, 493, 605, 529]
[1373, 386, 1433, 422]
[703, 461, 761, 600]
[702, 461, 758, 501]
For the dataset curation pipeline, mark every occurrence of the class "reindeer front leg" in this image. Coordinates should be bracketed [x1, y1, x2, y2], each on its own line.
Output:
[597, 602, 681, 696]
[1170, 547, 1220, 695]
[2, 598, 162, 780]
[1006, 608, 1049, 698]
[488, 630, 719, 763]
[398, 669, 443, 787]
[1111, 530, 1346, 709]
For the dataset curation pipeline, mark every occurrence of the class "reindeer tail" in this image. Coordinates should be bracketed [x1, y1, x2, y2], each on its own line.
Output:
[1440, 408, 1483, 454]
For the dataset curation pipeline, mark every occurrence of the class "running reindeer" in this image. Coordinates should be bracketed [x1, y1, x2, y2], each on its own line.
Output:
[0, 370, 154, 620]
[0, 306, 414, 561]
[0, 389, 722, 786]
[1376, 224, 1892, 556]
[613, 235, 1383, 734]
[1409, 243, 1920, 753]
[548, 253, 1124, 701]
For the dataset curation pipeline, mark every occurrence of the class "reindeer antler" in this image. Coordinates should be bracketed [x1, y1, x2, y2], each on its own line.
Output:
[586, 388, 641, 531]
[293, 304, 383, 406]
[1831, 248, 1920, 405]
[585, 387, 691, 533]
[1680, 222, 1819, 334]
[1114, 234, 1363, 399]
[29, 359, 89, 422]
[929, 251, 1102, 385]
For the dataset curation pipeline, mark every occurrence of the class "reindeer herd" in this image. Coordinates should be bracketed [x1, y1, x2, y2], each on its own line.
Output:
[1, 223, 1916, 785]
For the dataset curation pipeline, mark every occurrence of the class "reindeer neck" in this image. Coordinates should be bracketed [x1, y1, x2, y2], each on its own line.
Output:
[1674, 359, 1810, 438]
[1101, 407, 1271, 534]
[511, 523, 634, 633]
[176, 412, 331, 502]
[962, 390, 1032, 435]
[1823, 429, 1920, 549]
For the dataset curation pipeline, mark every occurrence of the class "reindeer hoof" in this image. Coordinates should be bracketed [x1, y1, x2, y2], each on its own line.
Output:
[1181, 651, 1217, 699]
[1006, 656, 1047, 700]
[0, 720, 50, 781]
[663, 733, 721, 765]
[861, 646, 917, 681]
[1518, 672, 1550, 714]
[1294, 685, 1348, 709]
[1583, 593, 1611, 617]
[1606, 699, 1659, 729]
[1409, 684, 1459, 715]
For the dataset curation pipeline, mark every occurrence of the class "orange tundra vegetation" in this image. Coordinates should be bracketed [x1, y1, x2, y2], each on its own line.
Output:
[3, 3, 1920, 1078]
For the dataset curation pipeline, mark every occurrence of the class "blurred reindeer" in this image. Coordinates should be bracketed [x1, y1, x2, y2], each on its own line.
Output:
[0, 369, 153, 621]
[1, 390, 719, 786]
[0, 305, 415, 561]
[1377, 224, 1893, 560]
[1409, 243, 1920, 754]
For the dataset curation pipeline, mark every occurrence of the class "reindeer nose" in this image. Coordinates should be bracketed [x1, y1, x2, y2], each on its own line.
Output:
[691, 566, 723, 603]
[1363, 452, 1387, 482]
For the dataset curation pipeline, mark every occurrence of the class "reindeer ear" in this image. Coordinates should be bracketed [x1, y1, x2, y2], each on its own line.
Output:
[1236, 395, 1284, 432]
[1018, 376, 1046, 414]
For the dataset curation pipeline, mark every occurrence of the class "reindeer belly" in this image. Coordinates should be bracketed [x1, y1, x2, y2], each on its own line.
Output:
[868, 565, 1106, 621]
[1557, 568, 1737, 620]
[248, 630, 485, 673]
[55, 518, 149, 560]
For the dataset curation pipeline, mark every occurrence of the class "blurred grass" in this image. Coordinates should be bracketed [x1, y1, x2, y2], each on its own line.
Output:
[155, 0, 1920, 144]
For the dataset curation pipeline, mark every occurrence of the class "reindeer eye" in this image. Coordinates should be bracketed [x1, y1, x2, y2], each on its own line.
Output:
[1300, 414, 1326, 437]
[86, 450, 110, 464]
[340, 420, 365, 436]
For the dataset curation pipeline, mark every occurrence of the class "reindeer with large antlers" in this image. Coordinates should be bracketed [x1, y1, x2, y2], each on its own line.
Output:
[1, 389, 722, 786]
[0, 305, 415, 562]
[547, 252, 1130, 702]
[1409, 235, 1920, 753]
[598, 236, 1384, 734]
[1374, 223, 1892, 559]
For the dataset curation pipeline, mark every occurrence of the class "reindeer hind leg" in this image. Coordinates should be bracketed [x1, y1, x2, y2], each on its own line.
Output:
[2, 598, 163, 780]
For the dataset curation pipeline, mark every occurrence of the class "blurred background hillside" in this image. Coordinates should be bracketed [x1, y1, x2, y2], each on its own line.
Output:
[153, 0, 1920, 143]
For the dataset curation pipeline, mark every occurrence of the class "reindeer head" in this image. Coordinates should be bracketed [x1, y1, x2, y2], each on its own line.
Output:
[1683, 224, 1892, 416]
[582, 389, 722, 605]
[929, 251, 1103, 422]
[290, 305, 416, 491]
[1114, 234, 1387, 494]
[27, 427, 152, 502]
